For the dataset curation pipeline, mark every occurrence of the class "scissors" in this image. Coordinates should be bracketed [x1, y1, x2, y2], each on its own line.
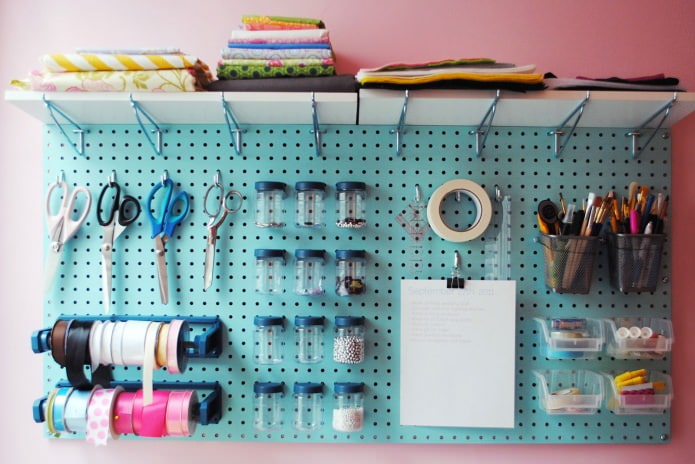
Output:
[145, 171, 190, 304]
[97, 172, 141, 313]
[203, 171, 243, 291]
[44, 172, 92, 295]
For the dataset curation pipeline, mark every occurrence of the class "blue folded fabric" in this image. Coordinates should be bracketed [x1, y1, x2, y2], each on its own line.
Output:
[226, 42, 331, 50]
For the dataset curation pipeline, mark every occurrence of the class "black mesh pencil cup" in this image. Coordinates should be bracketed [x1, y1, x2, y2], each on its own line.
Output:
[606, 233, 665, 292]
[537, 235, 601, 294]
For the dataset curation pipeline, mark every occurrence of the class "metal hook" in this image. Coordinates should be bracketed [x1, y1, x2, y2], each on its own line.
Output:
[56, 170, 66, 184]
[547, 91, 590, 158]
[310, 92, 326, 157]
[108, 170, 117, 187]
[129, 94, 163, 156]
[447, 250, 465, 288]
[494, 184, 502, 203]
[222, 94, 246, 156]
[414, 184, 423, 203]
[389, 90, 409, 157]
[626, 92, 678, 159]
[42, 94, 88, 157]
[160, 169, 169, 186]
[213, 169, 221, 186]
[469, 90, 501, 157]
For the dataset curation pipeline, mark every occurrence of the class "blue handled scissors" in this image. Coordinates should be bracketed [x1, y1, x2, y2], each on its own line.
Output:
[145, 171, 190, 304]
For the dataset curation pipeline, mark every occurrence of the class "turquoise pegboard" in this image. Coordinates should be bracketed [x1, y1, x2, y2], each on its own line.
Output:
[42, 123, 671, 443]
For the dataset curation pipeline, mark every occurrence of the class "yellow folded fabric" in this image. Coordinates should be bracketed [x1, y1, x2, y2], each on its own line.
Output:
[41, 53, 199, 73]
[359, 72, 544, 86]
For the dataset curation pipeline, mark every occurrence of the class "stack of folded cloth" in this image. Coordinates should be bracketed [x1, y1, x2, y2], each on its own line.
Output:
[356, 58, 545, 91]
[543, 72, 683, 91]
[11, 48, 213, 92]
[213, 15, 348, 89]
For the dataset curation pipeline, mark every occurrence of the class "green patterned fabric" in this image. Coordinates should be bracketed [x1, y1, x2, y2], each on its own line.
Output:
[217, 63, 335, 79]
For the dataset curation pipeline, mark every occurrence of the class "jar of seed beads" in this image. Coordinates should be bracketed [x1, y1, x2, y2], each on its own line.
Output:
[255, 181, 287, 227]
[253, 382, 285, 431]
[253, 315, 285, 364]
[335, 249, 366, 296]
[293, 382, 324, 432]
[332, 382, 364, 432]
[295, 181, 327, 228]
[294, 315, 325, 364]
[255, 249, 286, 294]
[294, 249, 326, 296]
[335, 182, 366, 228]
[333, 316, 365, 364]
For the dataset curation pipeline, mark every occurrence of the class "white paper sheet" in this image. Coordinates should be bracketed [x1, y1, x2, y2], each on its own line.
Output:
[400, 279, 516, 428]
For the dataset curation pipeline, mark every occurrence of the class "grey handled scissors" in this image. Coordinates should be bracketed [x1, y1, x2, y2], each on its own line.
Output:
[44, 172, 92, 295]
[203, 171, 242, 291]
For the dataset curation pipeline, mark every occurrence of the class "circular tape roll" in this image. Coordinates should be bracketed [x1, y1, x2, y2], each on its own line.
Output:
[426, 179, 492, 242]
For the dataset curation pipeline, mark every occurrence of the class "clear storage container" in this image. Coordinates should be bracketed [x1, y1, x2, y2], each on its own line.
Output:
[332, 382, 364, 432]
[335, 249, 366, 296]
[534, 317, 604, 359]
[253, 315, 285, 364]
[294, 315, 325, 364]
[604, 370, 673, 415]
[255, 181, 287, 227]
[533, 369, 603, 415]
[294, 249, 326, 296]
[333, 316, 365, 364]
[295, 181, 327, 228]
[604, 318, 673, 359]
[336, 182, 366, 228]
[293, 382, 324, 431]
[253, 382, 285, 430]
[254, 249, 286, 294]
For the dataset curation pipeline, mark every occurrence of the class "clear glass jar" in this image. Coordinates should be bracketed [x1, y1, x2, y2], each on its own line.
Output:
[294, 315, 325, 364]
[253, 315, 285, 364]
[253, 382, 285, 431]
[294, 249, 326, 296]
[336, 182, 366, 228]
[333, 316, 365, 364]
[295, 181, 327, 228]
[293, 382, 324, 431]
[332, 382, 364, 432]
[255, 181, 287, 227]
[335, 249, 366, 296]
[254, 249, 286, 294]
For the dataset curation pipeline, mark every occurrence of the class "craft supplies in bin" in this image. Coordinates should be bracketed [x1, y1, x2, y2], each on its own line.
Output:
[253, 316, 285, 364]
[606, 233, 665, 292]
[534, 317, 604, 359]
[254, 249, 286, 294]
[254, 181, 287, 227]
[253, 382, 285, 431]
[333, 382, 364, 432]
[336, 182, 367, 228]
[294, 249, 327, 296]
[333, 316, 366, 364]
[295, 182, 327, 228]
[294, 316, 325, 364]
[604, 317, 673, 359]
[335, 249, 366, 296]
[293, 382, 324, 431]
[533, 370, 603, 415]
[604, 369, 673, 415]
[536, 235, 600, 294]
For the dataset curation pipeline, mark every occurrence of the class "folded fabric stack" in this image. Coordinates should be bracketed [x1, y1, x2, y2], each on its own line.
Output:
[11, 48, 213, 92]
[216, 15, 337, 81]
[543, 72, 683, 91]
[356, 58, 545, 91]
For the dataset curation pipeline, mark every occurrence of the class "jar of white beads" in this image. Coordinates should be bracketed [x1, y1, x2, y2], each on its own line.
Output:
[293, 382, 324, 432]
[333, 316, 365, 364]
[253, 382, 285, 431]
[332, 382, 364, 432]
[335, 182, 366, 228]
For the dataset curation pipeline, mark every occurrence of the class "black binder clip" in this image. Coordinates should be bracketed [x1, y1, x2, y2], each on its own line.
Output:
[446, 250, 466, 289]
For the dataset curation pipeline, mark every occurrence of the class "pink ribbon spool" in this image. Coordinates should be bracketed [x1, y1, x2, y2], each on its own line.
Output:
[132, 389, 170, 438]
[112, 391, 136, 435]
[166, 390, 199, 437]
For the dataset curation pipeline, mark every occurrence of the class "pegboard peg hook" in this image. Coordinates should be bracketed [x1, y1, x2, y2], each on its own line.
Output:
[222, 93, 246, 156]
[309, 92, 326, 157]
[468, 89, 501, 158]
[389, 90, 409, 157]
[446, 250, 465, 288]
[547, 91, 590, 158]
[42, 93, 88, 158]
[160, 169, 169, 186]
[626, 92, 677, 159]
[108, 170, 117, 186]
[129, 93, 163, 156]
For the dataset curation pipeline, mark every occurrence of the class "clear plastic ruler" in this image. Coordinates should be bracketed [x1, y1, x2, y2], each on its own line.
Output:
[395, 184, 430, 274]
[485, 186, 512, 280]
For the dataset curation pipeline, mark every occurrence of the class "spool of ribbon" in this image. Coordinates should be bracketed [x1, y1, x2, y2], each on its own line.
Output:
[85, 386, 122, 446]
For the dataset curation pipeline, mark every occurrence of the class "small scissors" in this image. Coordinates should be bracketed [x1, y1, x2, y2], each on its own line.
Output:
[145, 171, 190, 305]
[97, 172, 141, 313]
[44, 172, 92, 294]
[203, 171, 243, 291]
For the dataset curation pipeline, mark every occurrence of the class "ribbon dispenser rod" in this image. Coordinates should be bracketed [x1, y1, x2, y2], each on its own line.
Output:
[222, 93, 246, 156]
[310, 92, 326, 157]
[129, 94, 163, 156]
[389, 90, 409, 157]
[547, 91, 591, 158]
[42, 94, 88, 158]
[626, 92, 678, 159]
[468, 90, 501, 158]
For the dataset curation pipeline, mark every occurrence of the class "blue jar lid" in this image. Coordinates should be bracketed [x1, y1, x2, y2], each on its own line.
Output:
[335, 249, 366, 260]
[335, 315, 365, 327]
[253, 315, 284, 326]
[254, 382, 284, 394]
[295, 181, 326, 191]
[294, 315, 325, 326]
[294, 382, 324, 394]
[295, 249, 326, 260]
[254, 181, 287, 192]
[254, 249, 286, 260]
[336, 181, 366, 191]
[334, 382, 364, 394]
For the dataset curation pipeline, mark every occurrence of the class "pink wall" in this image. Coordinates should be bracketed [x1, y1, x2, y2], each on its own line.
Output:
[1, 0, 694, 462]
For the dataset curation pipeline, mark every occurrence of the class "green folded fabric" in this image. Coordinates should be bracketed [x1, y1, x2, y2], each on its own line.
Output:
[217, 63, 335, 80]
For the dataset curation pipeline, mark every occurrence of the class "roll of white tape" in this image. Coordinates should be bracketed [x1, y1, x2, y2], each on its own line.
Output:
[426, 179, 492, 242]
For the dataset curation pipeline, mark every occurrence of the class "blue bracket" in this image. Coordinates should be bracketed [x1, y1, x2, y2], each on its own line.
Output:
[42, 94, 88, 158]
[31, 315, 222, 359]
[309, 92, 326, 157]
[222, 94, 246, 156]
[626, 92, 678, 159]
[389, 90, 409, 157]
[34, 381, 222, 426]
[468, 90, 501, 158]
[547, 91, 590, 158]
[129, 94, 163, 156]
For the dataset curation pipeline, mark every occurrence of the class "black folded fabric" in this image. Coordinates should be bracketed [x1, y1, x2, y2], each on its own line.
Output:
[206, 74, 358, 92]
[360, 80, 546, 92]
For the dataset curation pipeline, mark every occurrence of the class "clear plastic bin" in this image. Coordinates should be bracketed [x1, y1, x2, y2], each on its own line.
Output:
[533, 370, 603, 415]
[604, 318, 673, 359]
[534, 317, 604, 359]
[603, 371, 673, 415]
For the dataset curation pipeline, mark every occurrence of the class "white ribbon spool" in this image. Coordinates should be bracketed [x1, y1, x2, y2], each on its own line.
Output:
[426, 179, 492, 242]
